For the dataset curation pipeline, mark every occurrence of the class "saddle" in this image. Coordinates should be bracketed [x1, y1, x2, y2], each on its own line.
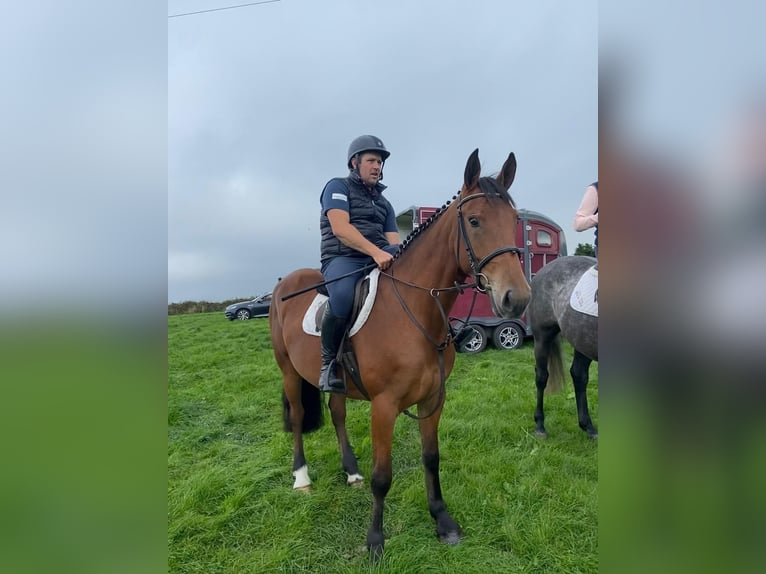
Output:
[312, 272, 376, 399]
[569, 265, 598, 317]
[313, 276, 371, 334]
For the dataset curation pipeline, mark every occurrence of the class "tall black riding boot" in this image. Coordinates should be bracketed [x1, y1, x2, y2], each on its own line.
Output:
[318, 307, 347, 393]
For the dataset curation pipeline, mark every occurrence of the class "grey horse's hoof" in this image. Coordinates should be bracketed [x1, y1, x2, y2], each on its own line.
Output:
[439, 530, 462, 545]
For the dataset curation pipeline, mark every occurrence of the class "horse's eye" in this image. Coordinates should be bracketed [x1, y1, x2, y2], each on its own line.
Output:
[468, 216, 480, 228]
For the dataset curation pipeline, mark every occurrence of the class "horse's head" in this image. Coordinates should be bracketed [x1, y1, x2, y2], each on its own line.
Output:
[456, 149, 531, 318]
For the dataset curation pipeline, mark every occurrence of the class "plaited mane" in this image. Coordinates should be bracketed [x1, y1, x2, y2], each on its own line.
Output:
[392, 194, 458, 261]
[392, 176, 515, 261]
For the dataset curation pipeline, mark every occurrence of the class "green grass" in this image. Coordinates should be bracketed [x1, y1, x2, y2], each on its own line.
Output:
[169, 313, 598, 573]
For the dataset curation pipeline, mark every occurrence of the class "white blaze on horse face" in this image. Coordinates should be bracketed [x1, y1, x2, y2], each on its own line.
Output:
[292, 465, 311, 489]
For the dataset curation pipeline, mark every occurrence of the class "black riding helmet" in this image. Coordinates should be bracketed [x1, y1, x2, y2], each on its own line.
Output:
[347, 135, 390, 169]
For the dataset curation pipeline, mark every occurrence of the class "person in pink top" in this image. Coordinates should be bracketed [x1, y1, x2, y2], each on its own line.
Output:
[574, 181, 598, 257]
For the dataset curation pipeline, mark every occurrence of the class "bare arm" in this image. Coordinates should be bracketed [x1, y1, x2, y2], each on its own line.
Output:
[385, 231, 400, 246]
[573, 185, 599, 231]
[327, 209, 395, 269]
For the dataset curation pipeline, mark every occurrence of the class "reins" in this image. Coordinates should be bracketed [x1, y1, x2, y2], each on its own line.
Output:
[383, 268, 466, 420]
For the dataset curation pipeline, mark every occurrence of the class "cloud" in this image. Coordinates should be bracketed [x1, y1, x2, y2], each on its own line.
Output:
[168, 1, 598, 302]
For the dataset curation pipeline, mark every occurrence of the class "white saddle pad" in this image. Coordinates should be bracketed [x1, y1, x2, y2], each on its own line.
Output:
[302, 269, 381, 337]
[569, 265, 598, 317]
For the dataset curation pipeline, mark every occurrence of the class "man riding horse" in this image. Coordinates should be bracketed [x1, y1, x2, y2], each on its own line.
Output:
[318, 135, 401, 393]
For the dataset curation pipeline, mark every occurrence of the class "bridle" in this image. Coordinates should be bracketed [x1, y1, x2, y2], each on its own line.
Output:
[455, 192, 522, 292]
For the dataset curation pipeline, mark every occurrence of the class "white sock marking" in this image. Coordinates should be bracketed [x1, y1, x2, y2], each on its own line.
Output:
[292, 465, 311, 489]
[346, 472, 364, 485]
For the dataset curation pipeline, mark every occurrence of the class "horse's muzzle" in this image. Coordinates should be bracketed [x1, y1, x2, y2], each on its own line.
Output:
[497, 288, 531, 319]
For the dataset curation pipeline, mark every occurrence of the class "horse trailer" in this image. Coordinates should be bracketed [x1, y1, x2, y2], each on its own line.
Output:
[396, 206, 567, 353]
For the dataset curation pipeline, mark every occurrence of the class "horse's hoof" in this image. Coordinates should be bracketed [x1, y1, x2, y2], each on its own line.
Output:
[588, 431, 598, 440]
[367, 530, 385, 561]
[368, 543, 384, 562]
[294, 485, 312, 493]
[292, 465, 312, 490]
[534, 429, 548, 439]
[439, 530, 462, 545]
[347, 473, 364, 487]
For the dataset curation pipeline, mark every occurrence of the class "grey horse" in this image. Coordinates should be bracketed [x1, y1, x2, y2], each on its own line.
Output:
[528, 255, 598, 439]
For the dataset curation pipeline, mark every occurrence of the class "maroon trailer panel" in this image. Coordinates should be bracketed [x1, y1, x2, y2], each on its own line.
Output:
[396, 206, 567, 352]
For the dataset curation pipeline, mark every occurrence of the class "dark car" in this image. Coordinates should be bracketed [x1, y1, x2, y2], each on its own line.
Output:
[224, 293, 272, 320]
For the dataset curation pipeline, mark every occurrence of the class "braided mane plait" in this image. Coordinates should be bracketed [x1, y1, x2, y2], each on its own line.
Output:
[393, 177, 515, 261]
[392, 193, 459, 261]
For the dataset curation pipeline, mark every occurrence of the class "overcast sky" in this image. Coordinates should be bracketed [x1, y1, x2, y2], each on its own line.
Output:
[168, 0, 598, 303]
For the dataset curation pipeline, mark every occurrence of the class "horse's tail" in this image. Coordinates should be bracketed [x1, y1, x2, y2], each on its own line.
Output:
[546, 334, 566, 394]
[282, 379, 324, 433]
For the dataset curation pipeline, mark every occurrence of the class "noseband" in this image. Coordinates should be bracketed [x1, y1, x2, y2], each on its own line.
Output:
[456, 193, 522, 292]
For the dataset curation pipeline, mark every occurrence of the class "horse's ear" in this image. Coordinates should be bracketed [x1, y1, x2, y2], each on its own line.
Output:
[497, 152, 517, 191]
[464, 148, 480, 190]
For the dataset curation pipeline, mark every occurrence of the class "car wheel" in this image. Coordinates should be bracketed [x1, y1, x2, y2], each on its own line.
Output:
[236, 309, 251, 320]
[492, 322, 525, 350]
[457, 324, 487, 353]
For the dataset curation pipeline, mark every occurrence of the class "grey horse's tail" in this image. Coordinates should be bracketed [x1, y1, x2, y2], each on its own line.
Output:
[546, 334, 565, 394]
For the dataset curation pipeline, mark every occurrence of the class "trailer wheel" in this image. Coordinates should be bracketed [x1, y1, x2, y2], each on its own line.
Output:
[456, 324, 487, 353]
[492, 322, 525, 350]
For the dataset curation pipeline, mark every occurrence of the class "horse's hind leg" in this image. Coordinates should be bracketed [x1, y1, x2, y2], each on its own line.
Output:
[419, 399, 462, 546]
[571, 350, 598, 439]
[327, 394, 363, 486]
[282, 371, 316, 490]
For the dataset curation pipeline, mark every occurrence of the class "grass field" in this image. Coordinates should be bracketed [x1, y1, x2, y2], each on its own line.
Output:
[168, 312, 598, 573]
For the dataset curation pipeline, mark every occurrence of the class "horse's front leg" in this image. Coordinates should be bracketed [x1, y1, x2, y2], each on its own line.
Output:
[419, 399, 462, 545]
[533, 332, 556, 438]
[328, 394, 363, 485]
[366, 398, 397, 560]
[534, 356, 549, 438]
[571, 350, 598, 439]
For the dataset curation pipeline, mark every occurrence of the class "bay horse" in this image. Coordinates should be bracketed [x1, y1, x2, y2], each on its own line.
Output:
[269, 149, 531, 558]
[527, 255, 598, 439]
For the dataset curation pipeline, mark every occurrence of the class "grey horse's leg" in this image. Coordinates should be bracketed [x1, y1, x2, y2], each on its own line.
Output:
[571, 350, 598, 439]
[533, 332, 553, 438]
